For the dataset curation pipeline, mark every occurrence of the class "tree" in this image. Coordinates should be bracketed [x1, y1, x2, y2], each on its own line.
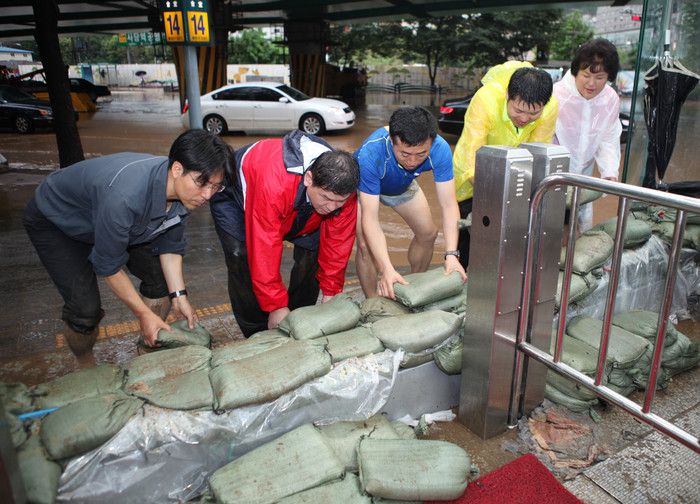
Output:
[550, 11, 595, 61]
[679, 1, 700, 72]
[228, 29, 284, 64]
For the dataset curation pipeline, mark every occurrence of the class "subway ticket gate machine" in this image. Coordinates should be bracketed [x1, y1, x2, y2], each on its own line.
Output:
[458, 144, 569, 439]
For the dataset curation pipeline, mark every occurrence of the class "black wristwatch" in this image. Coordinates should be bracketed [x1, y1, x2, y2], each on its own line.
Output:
[444, 250, 460, 260]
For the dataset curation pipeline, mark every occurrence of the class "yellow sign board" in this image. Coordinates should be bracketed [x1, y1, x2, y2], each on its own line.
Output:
[163, 10, 185, 43]
[186, 11, 210, 43]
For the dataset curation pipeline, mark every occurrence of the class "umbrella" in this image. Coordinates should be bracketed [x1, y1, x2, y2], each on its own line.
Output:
[642, 31, 700, 188]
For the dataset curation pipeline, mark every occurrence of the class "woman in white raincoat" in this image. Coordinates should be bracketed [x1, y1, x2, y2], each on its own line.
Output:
[553, 38, 622, 232]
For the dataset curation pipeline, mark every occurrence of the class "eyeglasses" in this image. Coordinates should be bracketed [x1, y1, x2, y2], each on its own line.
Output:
[188, 172, 225, 193]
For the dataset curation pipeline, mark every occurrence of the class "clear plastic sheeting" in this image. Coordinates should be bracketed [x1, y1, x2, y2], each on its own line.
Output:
[57, 350, 403, 504]
[562, 236, 700, 325]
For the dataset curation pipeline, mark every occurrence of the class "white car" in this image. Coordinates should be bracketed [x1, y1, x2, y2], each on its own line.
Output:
[181, 81, 355, 136]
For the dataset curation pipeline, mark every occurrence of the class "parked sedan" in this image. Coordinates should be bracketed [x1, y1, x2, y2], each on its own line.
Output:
[0, 84, 54, 134]
[438, 93, 629, 143]
[181, 81, 355, 136]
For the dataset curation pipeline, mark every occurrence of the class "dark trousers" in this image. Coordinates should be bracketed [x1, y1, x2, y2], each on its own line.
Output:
[457, 197, 473, 270]
[23, 197, 168, 333]
[214, 224, 320, 338]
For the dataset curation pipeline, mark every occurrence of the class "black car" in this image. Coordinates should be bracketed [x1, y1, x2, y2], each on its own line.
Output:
[70, 78, 111, 102]
[0, 84, 54, 134]
[438, 93, 630, 144]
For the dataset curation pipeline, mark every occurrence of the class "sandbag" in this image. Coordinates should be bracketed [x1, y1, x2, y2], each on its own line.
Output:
[390, 421, 418, 440]
[645, 205, 700, 225]
[277, 474, 371, 504]
[279, 294, 361, 340]
[319, 414, 400, 472]
[591, 216, 652, 248]
[371, 311, 463, 353]
[357, 438, 470, 501]
[547, 371, 598, 401]
[0, 382, 36, 415]
[126, 368, 214, 410]
[419, 281, 468, 313]
[555, 270, 599, 309]
[17, 434, 62, 504]
[360, 296, 411, 323]
[33, 364, 123, 410]
[566, 187, 603, 209]
[400, 351, 435, 369]
[560, 230, 614, 274]
[209, 340, 332, 410]
[211, 332, 291, 368]
[433, 333, 464, 375]
[122, 346, 211, 389]
[137, 319, 211, 351]
[39, 392, 144, 460]
[611, 310, 678, 347]
[545, 383, 599, 413]
[209, 423, 345, 504]
[546, 333, 610, 402]
[392, 267, 465, 309]
[316, 326, 384, 363]
[7, 413, 27, 448]
[566, 315, 650, 369]
[660, 331, 700, 375]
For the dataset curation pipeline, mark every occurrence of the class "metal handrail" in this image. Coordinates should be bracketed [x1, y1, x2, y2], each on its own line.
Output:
[510, 172, 700, 453]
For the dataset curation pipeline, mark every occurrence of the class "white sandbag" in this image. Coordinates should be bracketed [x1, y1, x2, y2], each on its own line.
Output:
[371, 311, 463, 353]
[357, 438, 470, 501]
[209, 423, 345, 504]
[279, 294, 361, 340]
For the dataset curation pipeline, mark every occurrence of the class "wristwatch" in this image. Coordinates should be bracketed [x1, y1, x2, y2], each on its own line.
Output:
[444, 250, 460, 260]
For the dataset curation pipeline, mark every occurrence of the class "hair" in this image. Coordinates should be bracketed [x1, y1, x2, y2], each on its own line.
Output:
[388, 106, 438, 146]
[307, 150, 360, 195]
[168, 129, 232, 184]
[507, 67, 554, 107]
[571, 38, 620, 83]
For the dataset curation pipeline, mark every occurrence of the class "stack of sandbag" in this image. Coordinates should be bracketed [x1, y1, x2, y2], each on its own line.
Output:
[208, 418, 472, 504]
[630, 204, 700, 251]
[566, 186, 603, 209]
[556, 230, 614, 310]
[590, 214, 653, 249]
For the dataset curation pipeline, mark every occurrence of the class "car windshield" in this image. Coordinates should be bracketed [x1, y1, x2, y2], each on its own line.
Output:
[276, 84, 311, 102]
[0, 86, 38, 102]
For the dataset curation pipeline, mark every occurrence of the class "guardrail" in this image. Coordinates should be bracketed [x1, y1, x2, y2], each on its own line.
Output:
[510, 173, 700, 453]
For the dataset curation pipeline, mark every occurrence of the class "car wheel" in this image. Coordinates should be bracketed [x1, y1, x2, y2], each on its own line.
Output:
[300, 113, 325, 136]
[203, 114, 227, 136]
[14, 114, 34, 134]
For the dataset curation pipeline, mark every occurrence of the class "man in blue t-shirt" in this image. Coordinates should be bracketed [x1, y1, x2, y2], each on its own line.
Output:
[354, 106, 466, 300]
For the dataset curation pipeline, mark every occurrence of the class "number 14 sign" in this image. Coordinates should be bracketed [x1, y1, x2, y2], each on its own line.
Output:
[162, 0, 210, 45]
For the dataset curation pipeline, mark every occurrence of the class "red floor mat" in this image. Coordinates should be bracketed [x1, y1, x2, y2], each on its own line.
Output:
[425, 453, 584, 504]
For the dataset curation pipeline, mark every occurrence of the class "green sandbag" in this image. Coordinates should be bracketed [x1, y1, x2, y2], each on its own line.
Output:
[316, 326, 384, 363]
[546, 333, 610, 401]
[560, 230, 614, 274]
[400, 351, 434, 368]
[126, 368, 214, 410]
[277, 474, 371, 504]
[545, 383, 599, 413]
[566, 187, 603, 209]
[433, 333, 463, 375]
[390, 421, 417, 440]
[566, 315, 650, 369]
[250, 328, 288, 339]
[661, 331, 700, 374]
[590, 216, 652, 247]
[209, 340, 332, 410]
[122, 346, 211, 389]
[319, 414, 400, 472]
[17, 434, 62, 504]
[357, 438, 470, 501]
[40, 392, 144, 460]
[371, 311, 463, 353]
[646, 205, 700, 225]
[630, 347, 671, 390]
[8, 413, 27, 448]
[279, 294, 361, 340]
[0, 382, 36, 415]
[419, 280, 468, 313]
[684, 225, 700, 250]
[137, 319, 212, 351]
[211, 332, 291, 368]
[547, 371, 598, 401]
[392, 267, 465, 309]
[209, 423, 345, 504]
[360, 296, 411, 323]
[555, 271, 599, 309]
[33, 364, 123, 410]
[611, 310, 678, 347]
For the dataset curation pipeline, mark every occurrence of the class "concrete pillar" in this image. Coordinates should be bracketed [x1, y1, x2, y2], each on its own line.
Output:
[285, 20, 329, 97]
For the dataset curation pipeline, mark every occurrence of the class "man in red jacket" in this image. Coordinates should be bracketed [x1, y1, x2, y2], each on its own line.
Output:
[210, 131, 360, 337]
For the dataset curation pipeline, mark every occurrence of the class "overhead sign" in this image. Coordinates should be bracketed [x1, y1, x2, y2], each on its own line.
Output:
[118, 33, 164, 47]
[161, 0, 211, 46]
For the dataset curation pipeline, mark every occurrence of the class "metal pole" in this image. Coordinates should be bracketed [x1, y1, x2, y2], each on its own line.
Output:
[183, 46, 202, 129]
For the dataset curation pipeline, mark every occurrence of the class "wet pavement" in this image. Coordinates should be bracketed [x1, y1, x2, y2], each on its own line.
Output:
[0, 89, 698, 503]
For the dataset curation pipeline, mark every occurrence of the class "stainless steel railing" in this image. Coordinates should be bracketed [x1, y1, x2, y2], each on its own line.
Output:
[509, 172, 700, 453]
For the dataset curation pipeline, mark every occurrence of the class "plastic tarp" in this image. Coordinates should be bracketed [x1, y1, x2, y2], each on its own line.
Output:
[56, 350, 403, 504]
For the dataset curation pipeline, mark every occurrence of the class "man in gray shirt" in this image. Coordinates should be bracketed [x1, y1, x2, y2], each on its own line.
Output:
[23, 129, 231, 369]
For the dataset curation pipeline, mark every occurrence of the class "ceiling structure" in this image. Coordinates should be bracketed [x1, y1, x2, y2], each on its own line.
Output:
[0, 0, 630, 42]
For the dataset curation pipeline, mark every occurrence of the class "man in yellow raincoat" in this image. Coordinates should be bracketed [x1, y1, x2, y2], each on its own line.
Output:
[453, 61, 558, 267]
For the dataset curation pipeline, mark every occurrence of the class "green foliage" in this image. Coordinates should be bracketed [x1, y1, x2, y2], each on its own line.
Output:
[679, 0, 700, 72]
[550, 11, 595, 61]
[618, 45, 638, 68]
[228, 28, 284, 64]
